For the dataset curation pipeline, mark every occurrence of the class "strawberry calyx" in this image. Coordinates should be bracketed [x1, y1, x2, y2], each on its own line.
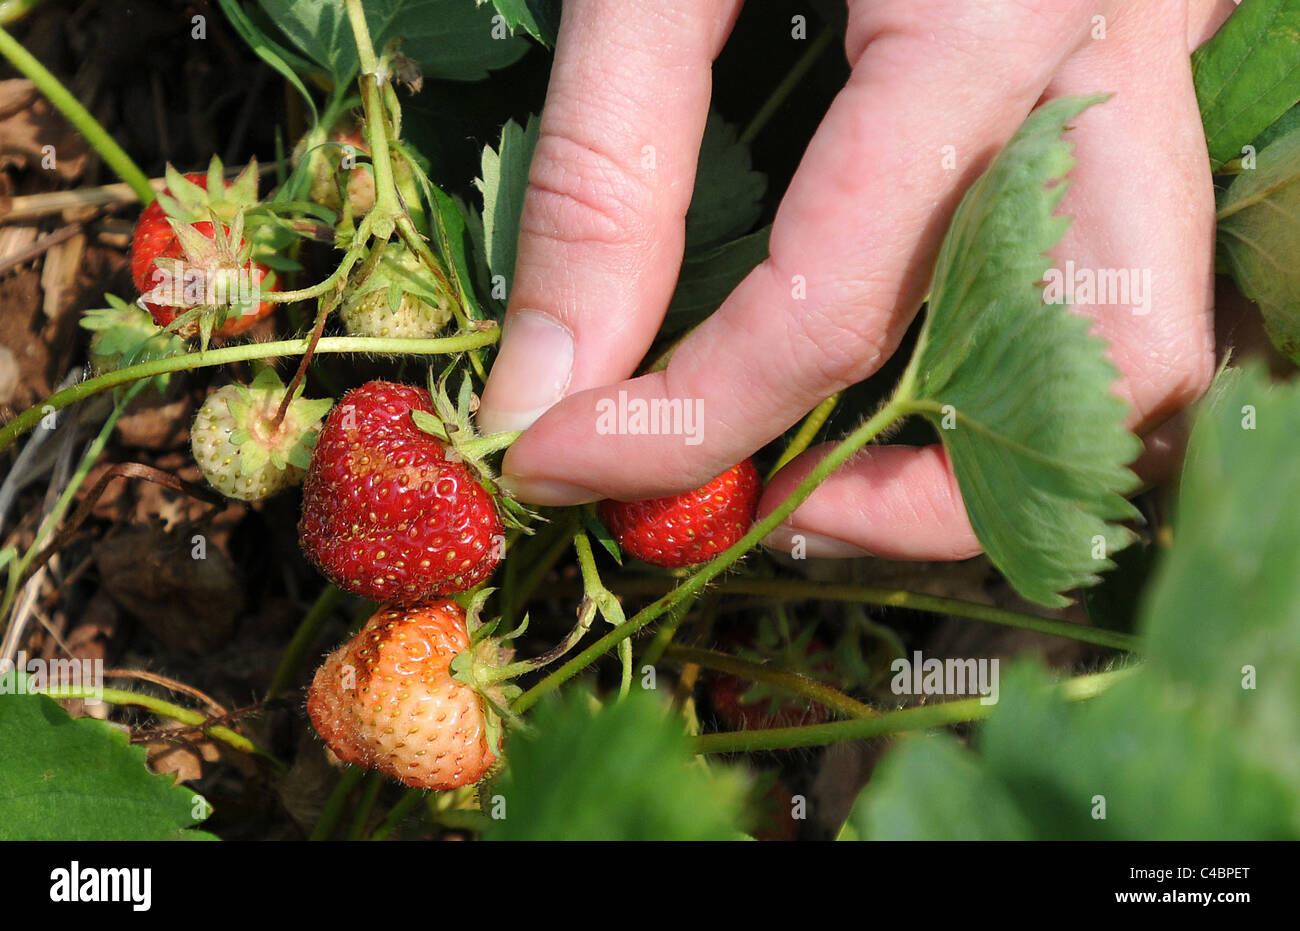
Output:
[192, 366, 333, 501]
[340, 240, 455, 339]
[143, 208, 278, 347]
[726, 619, 834, 714]
[153, 156, 260, 227]
[224, 367, 334, 477]
[448, 587, 602, 754]
[409, 368, 538, 531]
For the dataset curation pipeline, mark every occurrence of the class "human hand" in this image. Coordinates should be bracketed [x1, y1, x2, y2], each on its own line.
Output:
[477, 0, 1237, 560]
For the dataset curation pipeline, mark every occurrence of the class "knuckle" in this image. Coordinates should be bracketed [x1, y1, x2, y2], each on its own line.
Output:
[520, 130, 654, 249]
[1156, 345, 1215, 413]
[763, 259, 891, 392]
[1123, 340, 1215, 426]
[846, 0, 1087, 96]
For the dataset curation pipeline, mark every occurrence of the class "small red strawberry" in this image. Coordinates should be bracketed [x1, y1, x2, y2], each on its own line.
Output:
[130, 160, 278, 340]
[598, 459, 761, 568]
[708, 651, 834, 732]
[708, 622, 835, 733]
[307, 600, 501, 790]
[298, 380, 504, 603]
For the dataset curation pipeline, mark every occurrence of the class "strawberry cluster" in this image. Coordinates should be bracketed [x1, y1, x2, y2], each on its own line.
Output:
[300, 380, 509, 790]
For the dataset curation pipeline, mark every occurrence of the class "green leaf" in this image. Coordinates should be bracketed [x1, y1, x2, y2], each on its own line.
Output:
[1192, 0, 1300, 172]
[1139, 364, 1300, 786]
[217, 0, 327, 121]
[261, 0, 529, 89]
[1215, 123, 1300, 361]
[475, 114, 540, 296]
[899, 95, 1141, 607]
[400, 145, 490, 321]
[685, 111, 767, 253]
[845, 363, 1300, 840]
[665, 227, 770, 332]
[0, 685, 216, 840]
[1255, 102, 1300, 152]
[854, 662, 1299, 840]
[846, 734, 1033, 841]
[476, 0, 558, 46]
[981, 665, 1297, 839]
[483, 687, 747, 840]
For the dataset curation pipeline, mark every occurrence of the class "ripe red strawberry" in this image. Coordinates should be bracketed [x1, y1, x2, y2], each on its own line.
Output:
[298, 380, 503, 603]
[598, 459, 761, 568]
[307, 601, 499, 790]
[131, 167, 278, 339]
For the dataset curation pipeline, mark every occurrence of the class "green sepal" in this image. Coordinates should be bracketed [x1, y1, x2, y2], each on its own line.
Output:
[163, 163, 209, 216]
[239, 442, 271, 475]
[410, 408, 449, 441]
[81, 294, 184, 392]
[205, 155, 227, 198]
[294, 398, 336, 423]
[248, 365, 287, 394]
[582, 505, 622, 565]
[196, 310, 215, 353]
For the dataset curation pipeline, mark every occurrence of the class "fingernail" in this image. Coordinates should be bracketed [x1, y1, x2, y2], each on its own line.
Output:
[761, 527, 872, 559]
[477, 310, 575, 434]
[498, 475, 602, 507]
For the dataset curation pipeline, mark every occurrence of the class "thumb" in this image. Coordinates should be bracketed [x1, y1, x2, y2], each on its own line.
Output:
[477, 0, 740, 436]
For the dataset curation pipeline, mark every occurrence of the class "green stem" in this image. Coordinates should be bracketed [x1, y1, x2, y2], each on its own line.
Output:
[345, 0, 402, 233]
[368, 789, 426, 840]
[2, 382, 145, 621]
[0, 330, 500, 454]
[768, 393, 840, 479]
[640, 596, 702, 669]
[739, 28, 835, 147]
[0, 26, 153, 203]
[428, 806, 489, 833]
[513, 397, 910, 713]
[662, 644, 877, 720]
[261, 227, 366, 303]
[548, 575, 1140, 653]
[39, 685, 274, 761]
[0, 0, 41, 26]
[311, 766, 365, 841]
[346, 772, 385, 840]
[714, 579, 1139, 652]
[266, 584, 344, 699]
[501, 513, 579, 628]
[616, 639, 633, 698]
[692, 666, 1135, 754]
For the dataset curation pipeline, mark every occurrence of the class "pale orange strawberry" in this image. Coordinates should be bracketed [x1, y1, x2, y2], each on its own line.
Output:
[307, 601, 499, 790]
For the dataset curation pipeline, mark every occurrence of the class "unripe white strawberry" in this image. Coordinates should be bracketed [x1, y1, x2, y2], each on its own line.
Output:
[340, 243, 455, 339]
[191, 368, 333, 501]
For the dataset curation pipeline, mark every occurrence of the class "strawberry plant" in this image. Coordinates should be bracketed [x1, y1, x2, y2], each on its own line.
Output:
[0, 0, 1298, 849]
